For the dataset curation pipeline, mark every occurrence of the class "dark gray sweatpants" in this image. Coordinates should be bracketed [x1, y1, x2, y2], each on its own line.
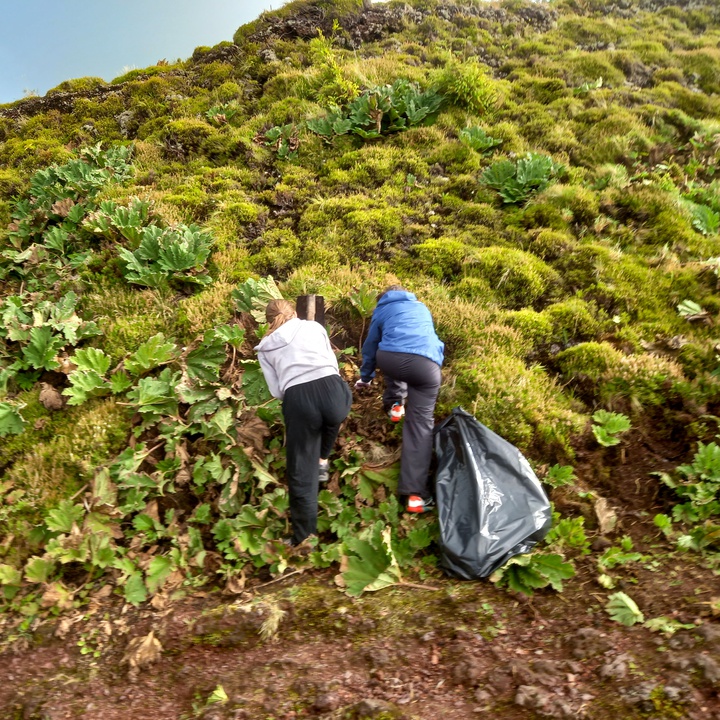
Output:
[283, 374, 352, 544]
[376, 350, 441, 498]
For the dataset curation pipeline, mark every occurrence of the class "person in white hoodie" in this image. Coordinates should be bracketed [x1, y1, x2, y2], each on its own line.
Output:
[255, 298, 352, 545]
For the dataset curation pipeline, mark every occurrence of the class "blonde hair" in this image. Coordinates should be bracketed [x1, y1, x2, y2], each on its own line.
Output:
[266, 298, 297, 333]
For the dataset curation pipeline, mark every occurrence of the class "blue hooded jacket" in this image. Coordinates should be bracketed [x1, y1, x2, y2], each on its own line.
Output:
[360, 291, 444, 381]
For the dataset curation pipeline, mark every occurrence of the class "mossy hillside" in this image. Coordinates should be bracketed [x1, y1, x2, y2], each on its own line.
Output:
[0, 0, 719, 612]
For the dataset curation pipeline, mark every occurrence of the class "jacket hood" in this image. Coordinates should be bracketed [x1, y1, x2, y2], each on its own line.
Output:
[377, 290, 417, 307]
[254, 317, 302, 352]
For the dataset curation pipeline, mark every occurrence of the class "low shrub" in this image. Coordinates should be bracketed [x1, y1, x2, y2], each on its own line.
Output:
[434, 58, 500, 117]
[600, 353, 687, 407]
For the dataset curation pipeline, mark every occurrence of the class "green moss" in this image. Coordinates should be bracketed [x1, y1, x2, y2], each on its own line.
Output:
[0, 136, 73, 172]
[574, 106, 654, 165]
[103, 315, 173, 362]
[528, 229, 577, 260]
[413, 237, 470, 280]
[250, 228, 302, 275]
[162, 183, 216, 222]
[678, 49, 720, 94]
[434, 58, 501, 117]
[502, 309, 554, 349]
[177, 282, 235, 337]
[519, 201, 570, 231]
[564, 52, 626, 88]
[83, 284, 179, 362]
[159, 118, 216, 157]
[439, 195, 498, 227]
[555, 341, 624, 382]
[600, 353, 686, 408]
[556, 16, 627, 46]
[542, 298, 604, 343]
[424, 139, 481, 175]
[201, 130, 252, 165]
[550, 244, 614, 294]
[442, 352, 586, 456]
[676, 341, 718, 379]
[2, 397, 131, 519]
[536, 184, 600, 226]
[194, 61, 234, 88]
[651, 81, 720, 119]
[0, 167, 26, 198]
[323, 146, 429, 192]
[298, 196, 405, 264]
[464, 247, 561, 309]
[47, 77, 107, 94]
[110, 63, 184, 84]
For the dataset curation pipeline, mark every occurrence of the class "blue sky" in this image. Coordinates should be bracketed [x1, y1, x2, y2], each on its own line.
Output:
[0, 0, 281, 104]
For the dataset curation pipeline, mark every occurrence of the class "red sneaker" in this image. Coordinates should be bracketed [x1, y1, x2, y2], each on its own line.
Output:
[389, 402, 405, 423]
[406, 495, 435, 513]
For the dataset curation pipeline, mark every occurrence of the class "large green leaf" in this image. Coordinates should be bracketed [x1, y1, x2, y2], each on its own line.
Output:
[24, 557, 55, 584]
[342, 527, 401, 596]
[606, 591, 644, 626]
[125, 334, 177, 375]
[146, 555, 174, 594]
[45, 500, 85, 533]
[241, 361, 272, 406]
[62, 369, 109, 405]
[186, 334, 227, 383]
[0, 402, 26, 437]
[72, 347, 111, 375]
[22, 326, 63, 370]
[124, 573, 148, 605]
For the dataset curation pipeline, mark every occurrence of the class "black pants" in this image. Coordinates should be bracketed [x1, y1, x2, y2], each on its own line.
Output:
[376, 350, 441, 498]
[282, 374, 352, 543]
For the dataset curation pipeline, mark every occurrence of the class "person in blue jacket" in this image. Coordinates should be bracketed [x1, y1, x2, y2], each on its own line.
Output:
[356, 286, 444, 513]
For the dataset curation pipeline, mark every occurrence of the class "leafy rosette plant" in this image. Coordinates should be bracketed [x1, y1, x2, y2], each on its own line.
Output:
[118, 224, 213, 288]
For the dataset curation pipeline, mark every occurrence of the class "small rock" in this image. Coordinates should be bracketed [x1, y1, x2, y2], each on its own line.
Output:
[696, 624, 720, 649]
[669, 631, 697, 650]
[599, 653, 631, 681]
[568, 627, 611, 659]
[348, 698, 399, 718]
[620, 681, 656, 712]
[453, 657, 485, 687]
[259, 48, 278, 63]
[591, 537, 612, 552]
[365, 648, 391, 668]
[486, 668, 514, 693]
[515, 685, 575, 719]
[313, 692, 340, 713]
[39, 383, 63, 410]
[694, 653, 720, 685]
[664, 652, 691, 671]
[474, 689, 492, 704]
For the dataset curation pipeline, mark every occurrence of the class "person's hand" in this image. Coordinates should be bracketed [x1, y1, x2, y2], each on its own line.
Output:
[354, 378, 372, 390]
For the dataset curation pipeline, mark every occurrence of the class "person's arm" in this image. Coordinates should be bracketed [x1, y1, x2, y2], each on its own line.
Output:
[257, 352, 282, 399]
[359, 313, 382, 381]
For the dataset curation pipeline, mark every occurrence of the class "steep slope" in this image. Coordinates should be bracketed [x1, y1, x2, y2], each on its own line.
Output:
[2, 0, 720, 716]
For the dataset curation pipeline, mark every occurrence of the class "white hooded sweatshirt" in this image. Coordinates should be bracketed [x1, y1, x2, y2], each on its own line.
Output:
[254, 317, 339, 399]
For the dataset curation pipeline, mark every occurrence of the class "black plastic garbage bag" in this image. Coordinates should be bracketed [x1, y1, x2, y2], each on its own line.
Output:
[434, 407, 552, 580]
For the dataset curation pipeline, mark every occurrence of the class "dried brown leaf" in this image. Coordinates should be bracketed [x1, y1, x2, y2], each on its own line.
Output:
[51, 198, 75, 217]
[122, 630, 163, 669]
[594, 497, 617, 535]
[236, 414, 271, 455]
